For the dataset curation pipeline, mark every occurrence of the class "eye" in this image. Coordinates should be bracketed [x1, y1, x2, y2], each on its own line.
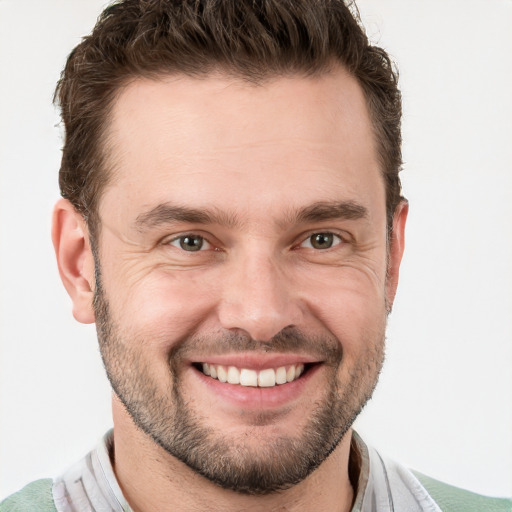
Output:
[168, 234, 212, 252]
[301, 232, 343, 250]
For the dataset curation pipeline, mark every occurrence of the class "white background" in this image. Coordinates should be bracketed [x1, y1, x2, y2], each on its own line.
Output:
[1, 0, 511, 500]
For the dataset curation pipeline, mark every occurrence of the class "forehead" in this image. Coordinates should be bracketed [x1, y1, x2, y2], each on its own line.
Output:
[101, 69, 384, 225]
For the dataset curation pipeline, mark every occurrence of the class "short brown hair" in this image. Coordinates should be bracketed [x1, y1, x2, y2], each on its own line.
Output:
[55, 0, 403, 235]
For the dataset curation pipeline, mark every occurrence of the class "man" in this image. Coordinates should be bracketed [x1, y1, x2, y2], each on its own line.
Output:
[1, 1, 510, 511]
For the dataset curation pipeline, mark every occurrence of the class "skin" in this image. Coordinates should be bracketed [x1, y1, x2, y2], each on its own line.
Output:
[53, 67, 407, 512]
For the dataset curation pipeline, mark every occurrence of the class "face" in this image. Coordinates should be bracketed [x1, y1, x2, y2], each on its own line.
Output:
[88, 69, 405, 494]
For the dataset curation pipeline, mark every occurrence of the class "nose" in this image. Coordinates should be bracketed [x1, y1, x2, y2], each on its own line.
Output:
[217, 251, 303, 341]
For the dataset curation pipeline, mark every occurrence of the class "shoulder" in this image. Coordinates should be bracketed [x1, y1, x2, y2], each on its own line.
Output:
[354, 434, 512, 512]
[413, 471, 512, 512]
[0, 479, 57, 512]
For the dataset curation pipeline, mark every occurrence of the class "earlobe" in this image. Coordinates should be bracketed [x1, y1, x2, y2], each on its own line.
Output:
[386, 200, 408, 311]
[52, 198, 96, 324]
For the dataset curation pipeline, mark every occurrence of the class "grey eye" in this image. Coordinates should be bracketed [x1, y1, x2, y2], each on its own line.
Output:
[180, 235, 203, 251]
[169, 235, 209, 251]
[301, 233, 342, 250]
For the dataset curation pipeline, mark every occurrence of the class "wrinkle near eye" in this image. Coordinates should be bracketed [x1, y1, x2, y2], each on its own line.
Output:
[100, 220, 153, 251]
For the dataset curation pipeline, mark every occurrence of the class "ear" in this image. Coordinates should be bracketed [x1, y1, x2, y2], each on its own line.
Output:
[52, 198, 96, 324]
[385, 200, 408, 311]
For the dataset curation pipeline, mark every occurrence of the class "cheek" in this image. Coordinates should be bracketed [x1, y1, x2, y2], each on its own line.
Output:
[296, 264, 388, 350]
[309, 286, 387, 386]
[106, 268, 218, 353]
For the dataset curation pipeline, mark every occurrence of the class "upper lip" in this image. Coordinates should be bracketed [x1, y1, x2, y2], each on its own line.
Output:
[190, 354, 321, 371]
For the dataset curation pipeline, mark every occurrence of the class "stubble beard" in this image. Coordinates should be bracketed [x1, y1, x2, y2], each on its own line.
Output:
[93, 270, 386, 495]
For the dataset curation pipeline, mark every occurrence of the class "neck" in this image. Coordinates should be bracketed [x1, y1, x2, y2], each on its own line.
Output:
[111, 398, 355, 512]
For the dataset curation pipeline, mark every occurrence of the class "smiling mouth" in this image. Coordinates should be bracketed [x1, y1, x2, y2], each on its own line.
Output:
[194, 362, 313, 388]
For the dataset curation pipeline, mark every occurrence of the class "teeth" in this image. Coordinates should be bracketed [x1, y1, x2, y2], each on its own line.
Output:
[199, 363, 307, 387]
[227, 366, 240, 384]
[217, 366, 227, 383]
[240, 369, 258, 387]
[275, 366, 287, 385]
[258, 368, 276, 387]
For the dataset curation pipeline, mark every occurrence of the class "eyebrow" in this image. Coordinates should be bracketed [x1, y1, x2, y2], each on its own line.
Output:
[293, 201, 368, 224]
[135, 204, 240, 230]
[135, 200, 368, 231]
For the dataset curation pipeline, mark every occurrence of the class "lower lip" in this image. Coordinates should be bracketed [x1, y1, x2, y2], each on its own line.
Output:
[191, 364, 322, 410]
